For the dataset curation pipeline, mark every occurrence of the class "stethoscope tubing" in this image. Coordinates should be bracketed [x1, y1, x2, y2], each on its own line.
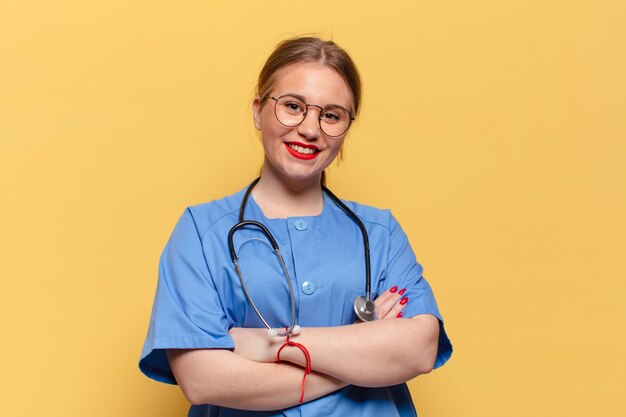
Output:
[228, 178, 373, 337]
[321, 185, 371, 301]
[228, 219, 298, 337]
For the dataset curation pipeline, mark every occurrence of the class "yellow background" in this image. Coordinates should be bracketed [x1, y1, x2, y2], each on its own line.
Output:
[1, 1, 625, 416]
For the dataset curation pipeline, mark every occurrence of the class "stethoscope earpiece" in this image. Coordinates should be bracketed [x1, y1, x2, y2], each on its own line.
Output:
[267, 325, 301, 338]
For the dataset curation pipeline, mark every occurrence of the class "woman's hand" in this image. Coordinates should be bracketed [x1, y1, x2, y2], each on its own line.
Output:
[229, 327, 282, 363]
[373, 286, 408, 319]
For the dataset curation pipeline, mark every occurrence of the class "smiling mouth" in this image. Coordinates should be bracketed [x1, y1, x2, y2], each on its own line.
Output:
[288, 143, 317, 155]
[285, 142, 320, 160]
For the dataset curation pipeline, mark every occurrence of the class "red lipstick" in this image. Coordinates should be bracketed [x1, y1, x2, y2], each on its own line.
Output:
[284, 142, 319, 160]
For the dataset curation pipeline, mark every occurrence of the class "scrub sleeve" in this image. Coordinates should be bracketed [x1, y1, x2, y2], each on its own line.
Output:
[381, 214, 452, 369]
[139, 208, 233, 384]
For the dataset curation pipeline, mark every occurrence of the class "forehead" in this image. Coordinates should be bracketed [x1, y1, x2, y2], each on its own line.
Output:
[270, 62, 354, 110]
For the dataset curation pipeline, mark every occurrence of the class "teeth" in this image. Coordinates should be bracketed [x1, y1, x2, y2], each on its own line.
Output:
[288, 144, 316, 155]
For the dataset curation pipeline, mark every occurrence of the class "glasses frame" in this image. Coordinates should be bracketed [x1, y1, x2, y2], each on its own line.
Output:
[267, 95, 355, 137]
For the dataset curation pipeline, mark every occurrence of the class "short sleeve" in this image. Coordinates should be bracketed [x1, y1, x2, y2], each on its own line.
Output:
[381, 214, 453, 369]
[139, 208, 234, 384]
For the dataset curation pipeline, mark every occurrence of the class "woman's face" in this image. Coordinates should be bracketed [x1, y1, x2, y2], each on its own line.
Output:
[252, 62, 354, 184]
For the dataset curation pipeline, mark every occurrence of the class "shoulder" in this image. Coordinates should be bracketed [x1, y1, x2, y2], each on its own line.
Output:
[182, 188, 245, 237]
[326, 195, 398, 232]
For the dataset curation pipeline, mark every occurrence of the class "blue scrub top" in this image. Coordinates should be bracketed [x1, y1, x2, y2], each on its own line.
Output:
[139, 187, 453, 417]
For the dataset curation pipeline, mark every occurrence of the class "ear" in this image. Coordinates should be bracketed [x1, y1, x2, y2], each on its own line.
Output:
[252, 97, 262, 130]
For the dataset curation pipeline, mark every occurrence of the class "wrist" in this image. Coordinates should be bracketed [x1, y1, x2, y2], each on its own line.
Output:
[273, 330, 312, 404]
[274, 332, 308, 367]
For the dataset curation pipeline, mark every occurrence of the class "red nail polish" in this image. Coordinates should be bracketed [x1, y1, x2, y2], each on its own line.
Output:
[397, 312, 403, 318]
[398, 288, 406, 296]
[390, 286, 398, 293]
[400, 297, 408, 305]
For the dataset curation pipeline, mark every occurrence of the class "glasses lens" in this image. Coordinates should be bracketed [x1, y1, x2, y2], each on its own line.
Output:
[319, 106, 351, 137]
[274, 96, 306, 127]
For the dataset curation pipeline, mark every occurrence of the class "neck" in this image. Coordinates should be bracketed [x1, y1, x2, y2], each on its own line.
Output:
[252, 164, 324, 218]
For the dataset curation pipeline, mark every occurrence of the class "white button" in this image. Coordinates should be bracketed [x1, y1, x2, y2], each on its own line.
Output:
[294, 220, 308, 231]
[302, 281, 315, 295]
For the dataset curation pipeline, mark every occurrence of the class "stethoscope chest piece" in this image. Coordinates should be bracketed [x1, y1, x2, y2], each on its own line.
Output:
[354, 296, 376, 322]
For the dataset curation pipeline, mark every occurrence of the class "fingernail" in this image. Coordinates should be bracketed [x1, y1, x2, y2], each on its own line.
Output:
[397, 312, 403, 318]
[398, 288, 406, 296]
[390, 286, 398, 293]
[400, 297, 408, 305]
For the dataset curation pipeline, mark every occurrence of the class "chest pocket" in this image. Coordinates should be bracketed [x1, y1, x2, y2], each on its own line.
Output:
[234, 237, 294, 329]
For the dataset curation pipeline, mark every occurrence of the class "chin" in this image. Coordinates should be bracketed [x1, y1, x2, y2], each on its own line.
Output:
[275, 165, 324, 183]
[283, 171, 323, 183]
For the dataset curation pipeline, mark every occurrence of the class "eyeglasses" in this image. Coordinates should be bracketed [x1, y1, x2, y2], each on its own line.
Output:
[267, 95, 355, 137]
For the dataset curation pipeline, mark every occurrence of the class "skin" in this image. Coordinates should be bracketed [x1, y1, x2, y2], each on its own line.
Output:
[167, 62, 440, 410]
[229, 291, 439, 387]
[250, 62, 352, 218]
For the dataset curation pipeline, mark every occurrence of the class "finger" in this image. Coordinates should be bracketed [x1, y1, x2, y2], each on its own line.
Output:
[377, 290, 403, 319]
[374, 285, 398, 308]
[384, 296, 409, 320]
[372, 286, 396, 309]
[380, 287, 407, 319]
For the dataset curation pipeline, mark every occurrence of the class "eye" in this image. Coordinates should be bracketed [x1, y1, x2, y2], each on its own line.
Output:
[287, 102, 303, 112]
[278, 97, 306, 115]
[320, 108, 347, 124]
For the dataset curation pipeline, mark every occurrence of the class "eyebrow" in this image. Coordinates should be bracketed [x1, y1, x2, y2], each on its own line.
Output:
[282, 93, 307, 102]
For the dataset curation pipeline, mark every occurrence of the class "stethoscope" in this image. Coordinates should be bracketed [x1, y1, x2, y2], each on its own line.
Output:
[228, 178, 376, 337]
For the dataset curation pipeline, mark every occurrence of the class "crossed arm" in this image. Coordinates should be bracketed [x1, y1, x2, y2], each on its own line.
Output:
[167, 288, 440, 410]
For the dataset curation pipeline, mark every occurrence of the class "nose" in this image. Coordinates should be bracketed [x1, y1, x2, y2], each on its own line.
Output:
[296, 105, 323, 140]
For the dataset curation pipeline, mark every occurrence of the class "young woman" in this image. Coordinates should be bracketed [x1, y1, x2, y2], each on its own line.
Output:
[140, 36, 452, 416]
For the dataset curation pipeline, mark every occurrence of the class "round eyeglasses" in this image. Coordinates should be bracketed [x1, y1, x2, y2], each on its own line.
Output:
[267, 95, 355, 137]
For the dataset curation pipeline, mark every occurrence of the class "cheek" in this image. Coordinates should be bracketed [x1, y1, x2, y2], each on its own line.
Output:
[260, 107, 290, 136]
[260, 124, 291, 155]
[260, 123, 287, 144]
